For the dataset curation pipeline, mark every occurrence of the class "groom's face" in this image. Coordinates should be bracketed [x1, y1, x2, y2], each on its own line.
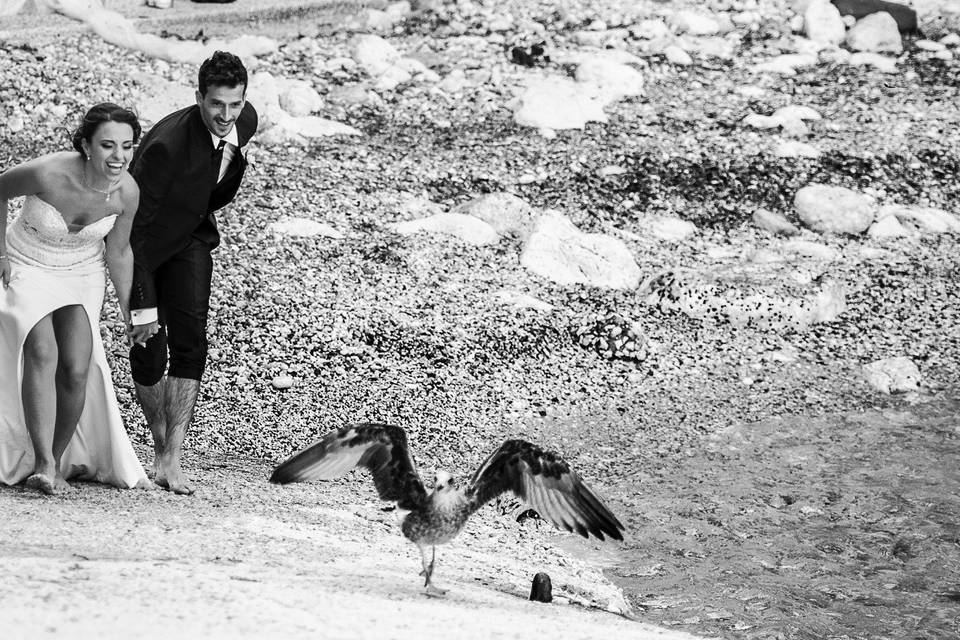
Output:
[196, 84, 246, 138]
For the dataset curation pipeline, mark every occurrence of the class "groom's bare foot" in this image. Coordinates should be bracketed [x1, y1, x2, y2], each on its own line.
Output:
[156, 457, 194, 495]
[25, 473, 57, 495]
[164, 468, 195, 495]
[153, 461, 169, 489]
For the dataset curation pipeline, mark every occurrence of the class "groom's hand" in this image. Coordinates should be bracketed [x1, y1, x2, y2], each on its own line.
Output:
[128, 321, 159, 348]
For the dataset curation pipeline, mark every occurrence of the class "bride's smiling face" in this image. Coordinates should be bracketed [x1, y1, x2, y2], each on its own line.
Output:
[83, 121, 135, 181]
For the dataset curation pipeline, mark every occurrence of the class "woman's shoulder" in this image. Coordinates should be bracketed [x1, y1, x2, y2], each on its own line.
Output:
[117, 172, 140, 214]
[20, 150, 77, 172]
[13, 151, 78, 188]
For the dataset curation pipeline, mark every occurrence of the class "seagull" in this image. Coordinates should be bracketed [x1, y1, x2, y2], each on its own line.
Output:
[269, 422, 625, 597]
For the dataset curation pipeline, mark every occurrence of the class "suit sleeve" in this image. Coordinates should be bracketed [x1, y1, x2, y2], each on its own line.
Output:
[130, 140, 174, 219]
[129, 140, 174, 313]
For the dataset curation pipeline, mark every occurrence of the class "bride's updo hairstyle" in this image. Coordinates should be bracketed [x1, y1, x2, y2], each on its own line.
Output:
[72, 103, 142, 160]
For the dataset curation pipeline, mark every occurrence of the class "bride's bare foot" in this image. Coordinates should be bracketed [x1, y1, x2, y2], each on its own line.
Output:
[53, 474, 74, 493]
[135, 477, 160, 490]
[25, 473, 57, 495]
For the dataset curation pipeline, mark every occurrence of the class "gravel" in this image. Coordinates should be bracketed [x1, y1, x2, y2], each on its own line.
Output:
[2, 0, 959, 636]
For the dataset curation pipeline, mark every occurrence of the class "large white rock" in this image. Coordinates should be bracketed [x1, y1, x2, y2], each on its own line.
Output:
[451, 193, 538, 239]
[512, 77, 608, 130]
[246, 70, 285, 128]
[682, 35, 738, 60]
[390, 212, 499, 246]
[353, 34, 402, 77]
[258, 116, 362, 146]
[868, 215, 913, 239]
[794, 184, 875, 235]
[863, 356, 921, 394]
[670, 10, 723, 36]
[664, 45, 693, 65]
[774, 139, 822, 158]
[250, 71, 359, 141]
[131, 74, 194, 128]
[879, 204, 960, 234]
[773, 105, 822, 122]
[520, 211, 641, 289]
[641, 269, 846, 330]
[574, 57, 644, 104]
[752, 53, 817, 75]
[781, 239, 838, 261]
[846, 12, 903, 54]
[753, 208, 800, 236]
[629, 18, 671, 40]
[915, 39, 947, 51]
[492, 290, 554, 312]
[743, 105, 819, 137]
[279, 80, 323, 117]
[804, 0, 846, 45]
[266, 217, 344, 239]
[648, 216, 697, 242]
[848, 52, 898, 73]
[295, 117, 363, 137]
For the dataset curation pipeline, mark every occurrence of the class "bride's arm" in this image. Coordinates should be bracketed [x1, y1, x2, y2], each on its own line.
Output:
[104, 179, 140, 326]
[0, 157, 46, 287]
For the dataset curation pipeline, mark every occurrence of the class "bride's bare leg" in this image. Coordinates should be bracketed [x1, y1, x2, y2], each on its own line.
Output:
[49, 306, 92, 492]
[22, 315, 59, 495]
[134, 378, 167, 482]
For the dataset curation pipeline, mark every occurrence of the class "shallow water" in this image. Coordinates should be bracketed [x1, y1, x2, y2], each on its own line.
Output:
[595, 398, 960, 639]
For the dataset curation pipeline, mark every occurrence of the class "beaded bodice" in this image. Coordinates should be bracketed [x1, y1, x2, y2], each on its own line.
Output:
[5, 195, 116, 270]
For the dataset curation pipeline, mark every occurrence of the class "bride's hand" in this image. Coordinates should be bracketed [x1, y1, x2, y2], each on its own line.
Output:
[128, 320, 159, 348]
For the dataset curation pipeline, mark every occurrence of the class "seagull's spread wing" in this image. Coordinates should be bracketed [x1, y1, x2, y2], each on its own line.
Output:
[269, 423, 428, 510]
[466, 439, 624, 541]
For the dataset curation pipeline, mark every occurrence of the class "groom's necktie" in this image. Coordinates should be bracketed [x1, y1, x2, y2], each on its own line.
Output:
[211, 139, 226, 182]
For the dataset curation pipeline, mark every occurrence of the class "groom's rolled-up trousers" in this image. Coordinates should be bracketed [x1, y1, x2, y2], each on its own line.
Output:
[129, 236, 214, 386]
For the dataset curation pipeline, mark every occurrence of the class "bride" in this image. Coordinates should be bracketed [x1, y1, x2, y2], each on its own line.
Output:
[0, 103, 156, 494]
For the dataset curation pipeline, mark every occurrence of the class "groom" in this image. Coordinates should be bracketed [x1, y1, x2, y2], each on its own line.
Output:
[128, 50, 258, 494]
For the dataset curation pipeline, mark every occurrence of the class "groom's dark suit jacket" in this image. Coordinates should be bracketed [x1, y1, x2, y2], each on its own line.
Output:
[128, 102, 258, 310]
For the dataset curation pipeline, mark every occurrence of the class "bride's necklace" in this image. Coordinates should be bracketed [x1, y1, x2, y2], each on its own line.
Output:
[81, 163, 121, 202]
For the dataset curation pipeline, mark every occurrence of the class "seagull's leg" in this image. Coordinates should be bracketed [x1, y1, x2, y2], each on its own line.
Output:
[421, 546, 447, 598]
[417, 544, 431, 585]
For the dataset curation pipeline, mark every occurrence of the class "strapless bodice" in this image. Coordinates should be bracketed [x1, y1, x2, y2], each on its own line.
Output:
[5, 195, 117, 271]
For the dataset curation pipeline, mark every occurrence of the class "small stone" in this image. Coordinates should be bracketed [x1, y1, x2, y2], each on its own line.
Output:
[664, 45, 693, 66]
[598, 165, 627, 177]
[915, 39, 946, 52]
[271, 374, 295, 390]
[753, 208, 800, 236]
[530, 572, 553, 602]
[863, 357, 921, 394]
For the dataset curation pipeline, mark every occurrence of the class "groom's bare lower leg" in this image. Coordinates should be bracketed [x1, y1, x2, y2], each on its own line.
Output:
[160, 375, 200, 495]
[134, 379, 167, 480]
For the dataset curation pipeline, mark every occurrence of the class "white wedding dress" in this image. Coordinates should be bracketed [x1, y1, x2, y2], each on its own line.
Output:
[0, 195, 148, 489]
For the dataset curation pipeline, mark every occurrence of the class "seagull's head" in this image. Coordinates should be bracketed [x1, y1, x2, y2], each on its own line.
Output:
[433, 470, 456, 493]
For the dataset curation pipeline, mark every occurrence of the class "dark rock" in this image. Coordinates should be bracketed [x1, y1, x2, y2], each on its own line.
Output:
[530, 572, 553, 602]
[831, 0, 919, 34]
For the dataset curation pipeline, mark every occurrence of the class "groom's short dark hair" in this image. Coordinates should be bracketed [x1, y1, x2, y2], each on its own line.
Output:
[198, 51, 248, 96]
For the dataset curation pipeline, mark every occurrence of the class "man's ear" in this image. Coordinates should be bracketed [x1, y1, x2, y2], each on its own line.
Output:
[195, 89, 203, 106]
